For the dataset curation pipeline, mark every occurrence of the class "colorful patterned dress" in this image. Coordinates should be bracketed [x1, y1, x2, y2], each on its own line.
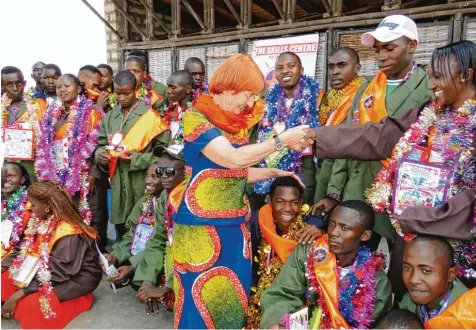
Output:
[173, 108, 252, 329]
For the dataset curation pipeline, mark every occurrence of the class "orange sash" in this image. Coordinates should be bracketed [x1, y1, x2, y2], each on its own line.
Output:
[312, 235, 351, 329]
[107, 109, 169, 178]
[317, 90, 325, 109]
[15, 98, 47, 124]
[357, 71, 388, 125]
[169, 179, 187, 211]
[258, 204, 298, 263]
[54, 108, 103, 141]
[425, 288, 476, 329]
[136, 88, 164, 107]
[326, 81, 364, 126]
[31, 220, 96, 257]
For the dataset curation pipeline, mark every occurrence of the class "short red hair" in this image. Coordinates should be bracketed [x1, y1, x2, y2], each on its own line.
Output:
[209, 54, 265, 95]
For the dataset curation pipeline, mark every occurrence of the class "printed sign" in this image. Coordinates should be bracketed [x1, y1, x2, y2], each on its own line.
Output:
[251, 34, 319, 90]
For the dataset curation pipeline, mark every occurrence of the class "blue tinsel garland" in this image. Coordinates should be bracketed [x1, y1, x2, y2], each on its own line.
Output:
[254, 74, 320, 195]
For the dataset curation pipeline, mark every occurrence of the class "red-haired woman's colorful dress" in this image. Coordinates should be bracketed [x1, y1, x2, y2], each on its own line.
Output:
[173, 108, 252, 329]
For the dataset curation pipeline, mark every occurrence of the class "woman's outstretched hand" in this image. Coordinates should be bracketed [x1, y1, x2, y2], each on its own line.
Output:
[274, 169, 305, 188]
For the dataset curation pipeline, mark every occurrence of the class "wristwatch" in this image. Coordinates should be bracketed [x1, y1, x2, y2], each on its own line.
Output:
[273, 135, 284, 151]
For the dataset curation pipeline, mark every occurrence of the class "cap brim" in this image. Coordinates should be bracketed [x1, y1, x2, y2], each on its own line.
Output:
[153, 145, 184, 160]
[361, 31, 403, 47]
[153, 146, 167, 158]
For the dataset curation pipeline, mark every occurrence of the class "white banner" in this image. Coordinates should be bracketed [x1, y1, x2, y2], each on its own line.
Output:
[251, 34, 319, 90]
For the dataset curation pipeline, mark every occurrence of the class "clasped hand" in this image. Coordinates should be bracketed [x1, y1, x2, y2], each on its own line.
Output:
[279, 126, 316, 151]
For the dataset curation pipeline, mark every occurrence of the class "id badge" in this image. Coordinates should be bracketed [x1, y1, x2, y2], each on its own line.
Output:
[170, 121, 180, 140]
[130, 224, 154, 255]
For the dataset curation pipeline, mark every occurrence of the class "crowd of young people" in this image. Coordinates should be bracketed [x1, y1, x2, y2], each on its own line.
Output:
[1, 13, 475, 329]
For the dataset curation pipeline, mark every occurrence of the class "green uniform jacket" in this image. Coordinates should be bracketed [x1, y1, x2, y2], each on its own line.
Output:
[152, 80, 167, 113]
[399, 278, 469, 322]
[260, 244, 392, 328]
[325, 67, 433, 239]
[110, 192, 168, 286]
[94, 101, 170, 224]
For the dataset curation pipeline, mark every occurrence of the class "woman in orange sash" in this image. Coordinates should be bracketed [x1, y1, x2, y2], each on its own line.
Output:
[35, 74, 103, 224]
[1, 162, 32, 261]
[1, 180, 102, 329]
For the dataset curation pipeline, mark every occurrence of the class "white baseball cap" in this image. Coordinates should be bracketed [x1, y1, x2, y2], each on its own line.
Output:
[361, 15, 419, 47]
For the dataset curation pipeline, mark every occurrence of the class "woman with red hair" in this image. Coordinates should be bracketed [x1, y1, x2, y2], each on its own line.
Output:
[172, 54, 308, 329]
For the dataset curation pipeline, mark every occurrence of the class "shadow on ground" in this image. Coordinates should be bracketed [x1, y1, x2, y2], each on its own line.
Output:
[1, 277, 174, 329]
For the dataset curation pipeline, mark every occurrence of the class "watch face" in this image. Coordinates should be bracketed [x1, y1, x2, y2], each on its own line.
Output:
[276, 142, 284, 151]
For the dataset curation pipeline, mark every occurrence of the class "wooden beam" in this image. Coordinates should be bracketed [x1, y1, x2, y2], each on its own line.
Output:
[81, 0, 126, 41]
[137, 0, 171, 35]
[180, 0, 205, 30]
[289, 0, 296, 21]
[452, 12, 463, 42]
[122, 0, 129, 41]
[331, 0, 342, 16]
[172, 0, 181, 37]
[272, 0, 287, 21]
[122, 3, 476, 49]
[210, 0, 215, 32]
[110, 0, 148, 40]
[146, 0, 154, 38]
[383, 0, 402, 11]
[321, 0, 332, 15]
[224, 0, 243, 26]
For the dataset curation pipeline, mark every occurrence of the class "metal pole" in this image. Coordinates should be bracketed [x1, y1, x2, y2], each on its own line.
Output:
[80, 0, 126, 41]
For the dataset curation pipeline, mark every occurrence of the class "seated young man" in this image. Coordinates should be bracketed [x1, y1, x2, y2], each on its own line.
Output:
[400, 235, 476, 328]
[260, 200, 392, 329]
[380, 309, 423, 329]
[103, 162, 164, 287]
[136, 145, 187, 314]
[247, 176, 324, 328]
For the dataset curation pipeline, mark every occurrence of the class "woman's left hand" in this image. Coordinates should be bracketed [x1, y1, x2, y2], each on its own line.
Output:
[1, 290, 24, 319]
[274, 169, 306, 188]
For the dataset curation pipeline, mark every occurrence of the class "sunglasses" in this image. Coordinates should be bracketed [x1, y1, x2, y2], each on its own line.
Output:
[156, 167, 183, 177]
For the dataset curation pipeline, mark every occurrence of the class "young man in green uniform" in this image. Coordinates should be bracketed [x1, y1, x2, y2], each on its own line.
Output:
[136, 145, 187, 314]
[126, 50, 167, 111]
[312, 17, 434, 292]
[103, 162, 164, 285]
[95, 71, 170, 239]
[314, 48, 364, 205]
[260, 200, 392, 329]
[399, 236, 476, 328]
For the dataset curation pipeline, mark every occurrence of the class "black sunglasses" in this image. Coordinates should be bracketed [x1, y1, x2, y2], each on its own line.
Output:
[156, 167, 183, 177]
